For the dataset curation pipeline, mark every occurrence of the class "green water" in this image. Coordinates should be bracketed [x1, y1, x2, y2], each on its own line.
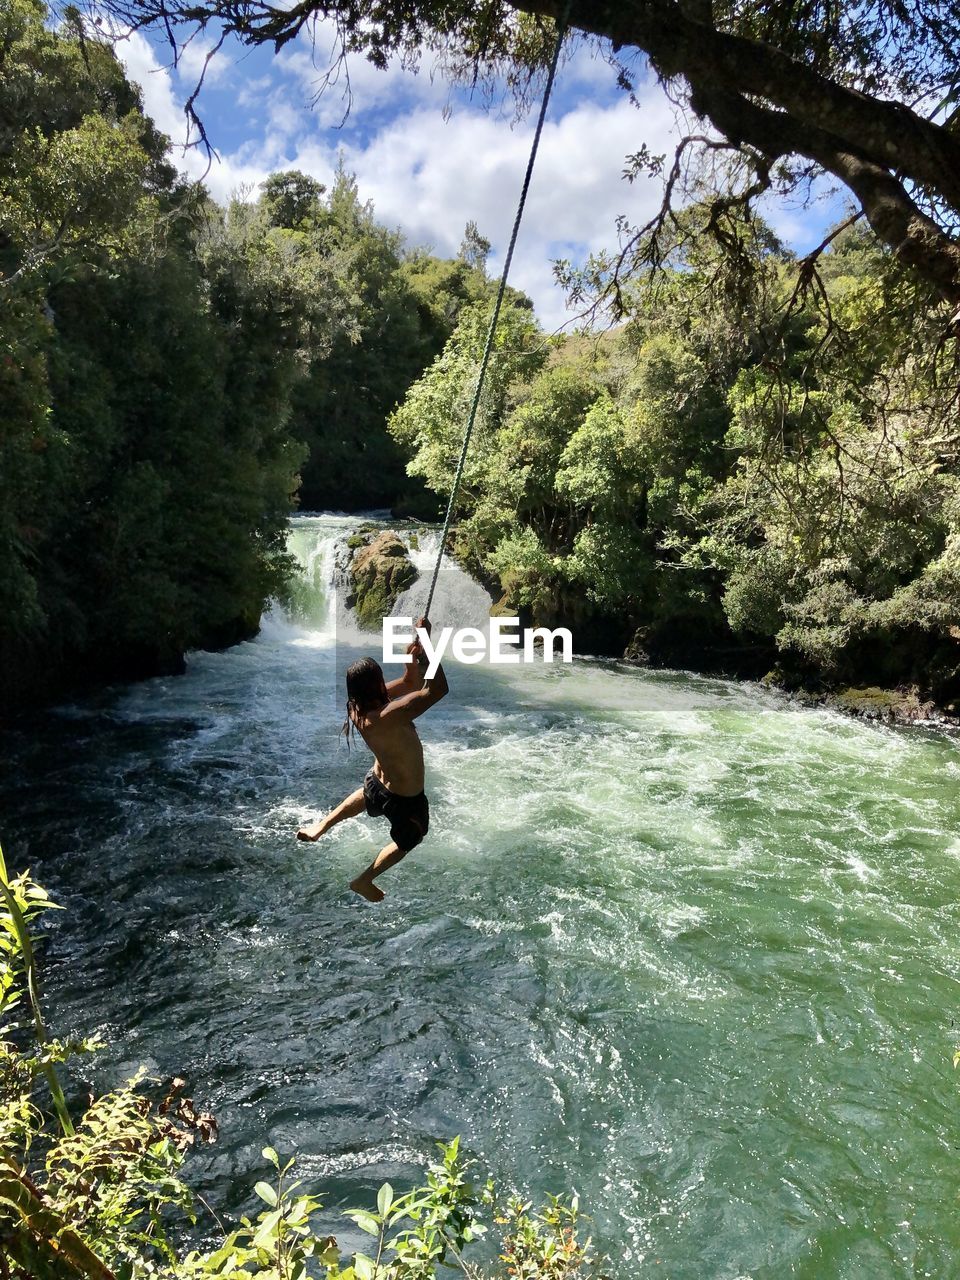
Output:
[4, 514, 960, 1277]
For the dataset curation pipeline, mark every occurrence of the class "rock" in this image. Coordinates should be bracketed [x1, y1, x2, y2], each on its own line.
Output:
[758, 677, 960, 730]
[348, 530, 418, 630]
[821, 685, 960, 729]
[623, 628, 651, 665]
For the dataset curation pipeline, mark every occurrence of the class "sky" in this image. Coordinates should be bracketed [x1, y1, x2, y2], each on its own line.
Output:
[117, 20, 846, 332]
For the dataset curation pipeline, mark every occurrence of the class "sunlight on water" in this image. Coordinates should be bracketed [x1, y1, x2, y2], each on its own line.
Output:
[4, 513, 960, 1278]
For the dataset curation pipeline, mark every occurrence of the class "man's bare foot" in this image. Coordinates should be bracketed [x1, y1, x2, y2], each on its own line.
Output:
[350, 876, 385, 903]
[297, 820, 327, 841]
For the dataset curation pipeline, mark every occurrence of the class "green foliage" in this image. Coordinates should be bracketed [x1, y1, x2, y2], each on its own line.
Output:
[180, 1146, 333, 1280]
[0, 1, 316, 710]
[388, 298, 545, 512]
[0, 850, 190, 1278]
[688, 233, 959, 688]
[0, 3, 502, 710]
[349, 531, 418, 630]
[284, 164, 494, 513]
[392, 215, 960, 698]
[0, 0, 172, 287]
[497, 1195, 594, 1279]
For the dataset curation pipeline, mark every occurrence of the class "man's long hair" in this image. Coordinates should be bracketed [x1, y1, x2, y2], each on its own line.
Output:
[341, 656, 388, 747]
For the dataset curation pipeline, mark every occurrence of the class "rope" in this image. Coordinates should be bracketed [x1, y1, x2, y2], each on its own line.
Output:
[422, 7, 570, 619]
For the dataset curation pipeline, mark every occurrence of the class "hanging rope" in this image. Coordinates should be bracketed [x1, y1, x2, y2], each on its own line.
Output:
[422, 8, 570, 619]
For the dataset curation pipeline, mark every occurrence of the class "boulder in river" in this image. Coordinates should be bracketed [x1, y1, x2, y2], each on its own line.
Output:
[348, 530, 418, 630]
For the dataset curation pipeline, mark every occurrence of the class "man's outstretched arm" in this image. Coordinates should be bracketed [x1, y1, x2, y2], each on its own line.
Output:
[384, 661, 448, 721]
[385, 616, 431, 700]
[382, 630, 448, 721]
[385, 641, 425, 698]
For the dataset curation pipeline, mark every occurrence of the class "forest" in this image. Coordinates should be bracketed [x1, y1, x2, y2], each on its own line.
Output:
[392, 219, 960, 706]
[0, 0, 489, 713]
[3, 0, 957, 721]
[3, 0, 959, 716]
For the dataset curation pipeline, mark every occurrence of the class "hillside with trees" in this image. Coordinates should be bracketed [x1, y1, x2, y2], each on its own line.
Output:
[5, 0, 960, 712]
[68, 0, 960, 710]
[0, 0, 488, 713]
[391, 216, 960, 707]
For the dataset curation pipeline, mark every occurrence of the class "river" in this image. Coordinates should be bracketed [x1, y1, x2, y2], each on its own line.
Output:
[4, 512, 960, 1278]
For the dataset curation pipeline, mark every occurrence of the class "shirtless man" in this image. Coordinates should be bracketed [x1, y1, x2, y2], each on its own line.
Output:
[296, 617, 448, 902]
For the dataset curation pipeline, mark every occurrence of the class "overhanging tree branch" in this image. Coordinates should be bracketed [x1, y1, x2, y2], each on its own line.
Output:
[513, 0, 960, 300]
[517, 0, 960, 212]
[693, 85, 960, 304]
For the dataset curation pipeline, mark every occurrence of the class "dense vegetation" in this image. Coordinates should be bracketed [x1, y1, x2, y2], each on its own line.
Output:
[62, 0, 960, 708]
[0, 1, 490, 714]
[391, 217, 960, 705]
[5, 0, 959, 711]
[0, 850, 598, 1278]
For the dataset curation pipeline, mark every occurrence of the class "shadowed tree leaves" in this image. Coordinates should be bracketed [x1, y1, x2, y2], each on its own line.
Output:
[0, 3, 307, 709]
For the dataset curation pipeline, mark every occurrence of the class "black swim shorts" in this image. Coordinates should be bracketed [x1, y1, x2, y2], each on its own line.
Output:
[363, 769, 430, 853]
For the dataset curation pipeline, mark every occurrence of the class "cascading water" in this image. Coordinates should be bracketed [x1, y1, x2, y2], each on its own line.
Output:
[281, 518, 341, 637]
[393, 529, 494, 632]
[3, 513, 960, 1277]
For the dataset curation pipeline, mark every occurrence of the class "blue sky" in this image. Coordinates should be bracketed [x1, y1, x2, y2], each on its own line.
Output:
[119, 21, 847, 331]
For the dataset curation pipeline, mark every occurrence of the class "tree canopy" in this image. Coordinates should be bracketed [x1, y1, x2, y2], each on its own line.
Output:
[391, 215, 960, 704]
[5, 0, 959, 710]
[0, 1, 494, 710]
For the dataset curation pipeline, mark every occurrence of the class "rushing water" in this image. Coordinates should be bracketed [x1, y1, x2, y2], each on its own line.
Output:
[4, 513, 960, 1278]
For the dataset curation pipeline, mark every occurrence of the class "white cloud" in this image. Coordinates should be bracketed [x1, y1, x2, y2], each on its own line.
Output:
[175, 34, 233, 89]
[275, 40, 452, 129]
[338, 93, 678, 329]
[120, 32, 191, 148]
[236, 74, 274, 109]
[118, 33, 291, 196]
[119, 32, 682, 329]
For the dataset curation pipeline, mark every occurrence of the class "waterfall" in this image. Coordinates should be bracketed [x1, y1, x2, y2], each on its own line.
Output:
[393, 530, 493, 632]
[257, 516, 345, 646]
[270, 516, 494, 645]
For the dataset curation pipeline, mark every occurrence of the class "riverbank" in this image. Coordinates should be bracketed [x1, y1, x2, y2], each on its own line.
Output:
[788, 684, 960, 730]
[625, 648, 960, 732]
[623, 654, 960, 732]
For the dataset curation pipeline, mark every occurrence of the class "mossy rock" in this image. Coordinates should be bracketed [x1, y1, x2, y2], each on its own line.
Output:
[489, 593, 517, 619]
[350, 531, 418, 630]
[624, 627, 651, 664]
[831, 686, 918, 721]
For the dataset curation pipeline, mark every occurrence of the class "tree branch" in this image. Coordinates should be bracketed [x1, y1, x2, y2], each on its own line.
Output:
[693, 85, 960, 303]
[517, 0, 960, 210]
[509, 0, 960, 299]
